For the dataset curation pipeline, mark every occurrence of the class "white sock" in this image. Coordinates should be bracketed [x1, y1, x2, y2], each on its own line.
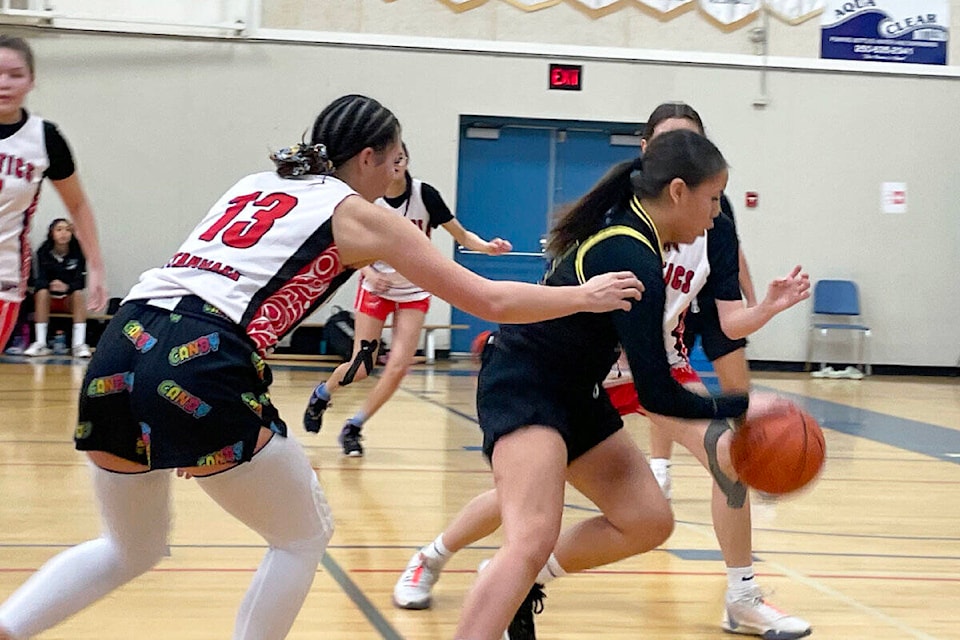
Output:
[650, 457, 671, 475]
[727, 565, 756, 598]
[534, 553, 567, 585]
[35, 322, 48, 345]
[421, 534, 452, 568]
[72, 322, 87, 348]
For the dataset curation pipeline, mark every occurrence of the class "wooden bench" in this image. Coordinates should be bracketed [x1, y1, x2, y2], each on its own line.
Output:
[295, 321, 469, 364]
[49, 313, 468, 364]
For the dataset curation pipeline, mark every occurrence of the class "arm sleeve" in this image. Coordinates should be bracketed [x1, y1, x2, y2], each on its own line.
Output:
[703, 215, 742, 302]
[43, 121, 76, 181]
[420, 183, 454, 228]
[579, 235, 748, 420]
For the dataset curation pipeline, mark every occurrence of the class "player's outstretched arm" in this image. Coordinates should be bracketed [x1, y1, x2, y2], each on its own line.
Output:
[333, 197, 642, 323]
[716, 265, 810, 339]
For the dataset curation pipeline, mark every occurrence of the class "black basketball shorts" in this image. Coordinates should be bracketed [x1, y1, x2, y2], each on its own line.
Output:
[75, 297, 286, 469]
[476, 335, 622, 464]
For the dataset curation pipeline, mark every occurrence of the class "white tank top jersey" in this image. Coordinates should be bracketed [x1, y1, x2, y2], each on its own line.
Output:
[365, 178, 434, 303]
[661, 234, 711, 366]
[605, 233, 710, 385]
[126, 172, 359, 354]
[0, 115, 51, 302]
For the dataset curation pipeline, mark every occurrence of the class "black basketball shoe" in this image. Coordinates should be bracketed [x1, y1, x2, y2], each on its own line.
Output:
[505, 583, 546, 640]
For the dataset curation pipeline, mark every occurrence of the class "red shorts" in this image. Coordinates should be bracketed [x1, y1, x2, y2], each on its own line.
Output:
[605, 363, 703, 416]
[50, 295, 71, 314]
[354, 287, 430, 322]
[0, 300, 22, 347]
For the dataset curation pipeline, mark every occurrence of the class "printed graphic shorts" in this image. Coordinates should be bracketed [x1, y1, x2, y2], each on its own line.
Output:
[75, 297, 286, 469]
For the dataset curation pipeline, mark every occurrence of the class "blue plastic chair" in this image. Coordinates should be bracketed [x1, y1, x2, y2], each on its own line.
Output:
[805, 280, 871, 375]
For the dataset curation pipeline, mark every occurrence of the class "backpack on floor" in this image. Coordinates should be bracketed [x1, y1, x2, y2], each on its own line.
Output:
[324, 307, 356, 361]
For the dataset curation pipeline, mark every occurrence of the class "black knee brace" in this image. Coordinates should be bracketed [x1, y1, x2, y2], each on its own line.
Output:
[704, 419, 747, 509]
[340, 339, 379, 386]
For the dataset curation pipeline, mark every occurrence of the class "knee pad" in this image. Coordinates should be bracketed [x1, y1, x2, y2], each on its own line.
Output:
[340, 339, 378, 386]
[704, 419, 747, 509]
[285, 473, 334, 561]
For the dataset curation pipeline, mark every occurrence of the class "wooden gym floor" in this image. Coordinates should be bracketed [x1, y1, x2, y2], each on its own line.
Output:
[0, 356, 957, 639]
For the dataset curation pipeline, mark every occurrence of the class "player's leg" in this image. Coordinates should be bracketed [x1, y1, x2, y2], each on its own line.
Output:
[194, 433, 334, 640]
[0, 465, 172, 639]
[339, 302, 427, 455]
[394, 488, 500, 609]
[67, 291, 91, 357]
[303, 294, 386, 435]
[454, 427, 567, 640]
[711, 346, 751, 393]
[24, 289, 51, 356]
[554, 429, 674, 572]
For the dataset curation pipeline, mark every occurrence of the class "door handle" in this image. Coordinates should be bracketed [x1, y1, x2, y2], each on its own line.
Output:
[458, 247, 544, 257]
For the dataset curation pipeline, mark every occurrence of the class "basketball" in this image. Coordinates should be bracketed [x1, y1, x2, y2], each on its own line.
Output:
[470, 330, 492, 361]
[730, 398, 825, 495]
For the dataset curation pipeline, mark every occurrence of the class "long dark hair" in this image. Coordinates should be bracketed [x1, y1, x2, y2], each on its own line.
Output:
[546, 129, 725, 256]
[271, 94, 400, 178]
[39, 218, 81, 255]
[0, 35, 34, 77]
[641, 102, 704, 141]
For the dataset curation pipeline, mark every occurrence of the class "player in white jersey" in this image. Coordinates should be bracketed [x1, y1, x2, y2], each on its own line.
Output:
[0, 35, 106, 350]
[305, 142, 512, 456]
[0, 94, 643, 640]
[389, 105, 812, 640]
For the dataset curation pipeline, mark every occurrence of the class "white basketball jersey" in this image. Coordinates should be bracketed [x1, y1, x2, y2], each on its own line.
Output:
[365, 179, 433, 302]
[0, 115, 50, 302]
[661, 234, 711, 366]
[126, 172, 358, 353]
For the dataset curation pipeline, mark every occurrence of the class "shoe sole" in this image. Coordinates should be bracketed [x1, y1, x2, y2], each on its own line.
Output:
[722, 623, 812, 640]
[344, 449, 363, 457]
[392, 595, 431, 610]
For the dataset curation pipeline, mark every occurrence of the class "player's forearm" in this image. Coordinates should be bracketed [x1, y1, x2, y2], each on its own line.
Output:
[718, 300, 776, 340]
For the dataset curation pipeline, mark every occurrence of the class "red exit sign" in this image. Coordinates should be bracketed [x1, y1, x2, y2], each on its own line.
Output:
[549, 64, 582, 91]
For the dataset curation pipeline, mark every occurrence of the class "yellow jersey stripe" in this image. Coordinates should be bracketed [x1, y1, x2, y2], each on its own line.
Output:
[629, 196, 664, 261]
[574, 226, 655, 284]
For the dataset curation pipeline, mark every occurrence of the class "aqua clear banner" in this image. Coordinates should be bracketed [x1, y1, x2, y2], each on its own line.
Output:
[820, 0, 948, 64]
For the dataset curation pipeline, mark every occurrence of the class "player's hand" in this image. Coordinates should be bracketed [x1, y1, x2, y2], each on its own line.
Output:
[763, 265, 810, 314]
[85, 264, 108, 312]
[579, 271, 644, 313]
[484, 238, 513, 255]
[361, 268, 393, 295]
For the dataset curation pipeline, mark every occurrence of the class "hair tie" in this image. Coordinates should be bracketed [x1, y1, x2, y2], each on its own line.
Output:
[270, 143, 334, 177]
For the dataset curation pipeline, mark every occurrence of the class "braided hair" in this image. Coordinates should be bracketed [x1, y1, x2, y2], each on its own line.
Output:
[271, 94, 400, 178]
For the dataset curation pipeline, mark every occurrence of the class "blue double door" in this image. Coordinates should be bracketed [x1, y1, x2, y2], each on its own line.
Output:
[451, 116, 642, 352]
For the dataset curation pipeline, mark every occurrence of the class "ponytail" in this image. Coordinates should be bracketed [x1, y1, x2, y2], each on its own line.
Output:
[546, 156, 642, 257]
[270, 143, 334, 178]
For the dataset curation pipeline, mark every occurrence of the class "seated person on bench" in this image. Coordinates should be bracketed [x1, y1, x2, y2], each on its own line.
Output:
[24, 218, 91, 358]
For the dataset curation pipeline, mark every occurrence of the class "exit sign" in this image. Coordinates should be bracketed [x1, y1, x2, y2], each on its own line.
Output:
[549, 64, 582, 91]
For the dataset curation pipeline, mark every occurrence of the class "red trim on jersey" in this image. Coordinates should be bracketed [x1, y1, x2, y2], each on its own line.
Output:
[354, 287, 430, 322]
[606, 363, 703, 416]
[16, 190, 39, 300]
[245, 245, 345, 355]
[0, 300, 21, 348]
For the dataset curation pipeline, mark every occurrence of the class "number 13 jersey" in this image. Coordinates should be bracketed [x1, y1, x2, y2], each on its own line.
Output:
[126, 172, 359, 354]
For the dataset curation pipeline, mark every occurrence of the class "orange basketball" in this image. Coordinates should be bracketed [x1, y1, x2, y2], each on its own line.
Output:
[730, 398, 825, 495]
[470, 330, 492, 361]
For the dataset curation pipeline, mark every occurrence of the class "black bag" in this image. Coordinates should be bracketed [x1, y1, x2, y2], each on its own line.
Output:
[324, 307, 356, 361]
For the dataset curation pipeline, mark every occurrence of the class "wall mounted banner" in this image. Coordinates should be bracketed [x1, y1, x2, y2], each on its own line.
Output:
[820, 0, 949, 64]
[764, 0, 825, 24]
[699, 0, 763, 26]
